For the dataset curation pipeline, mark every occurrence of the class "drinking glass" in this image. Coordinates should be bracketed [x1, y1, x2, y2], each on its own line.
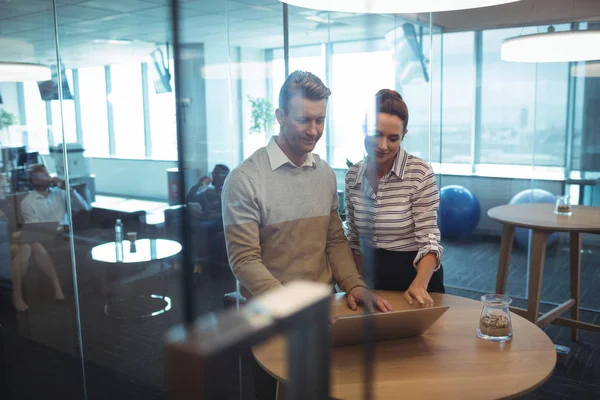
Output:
[554, 195, 572, 216]
[477, 294, 513, 342]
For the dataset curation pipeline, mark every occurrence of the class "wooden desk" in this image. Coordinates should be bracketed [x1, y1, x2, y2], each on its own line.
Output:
[488, 204, 600, 341]
[253, 292, 556, 400]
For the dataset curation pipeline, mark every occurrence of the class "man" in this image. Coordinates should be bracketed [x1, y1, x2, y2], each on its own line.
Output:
[186, 164, 230, 221]
[185, 164, 230, 276]
[222, 71, 391, 311]
[21, 164, 90, 225]
[12, 164, 90, 311]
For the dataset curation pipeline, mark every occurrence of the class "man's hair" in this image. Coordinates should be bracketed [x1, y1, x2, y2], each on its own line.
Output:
[278, 70, 331, 113]
[27, 163, 47, 183]
[28, 163, 47, 175]
[213, 164, 230, 174]
[375, 89, 409, 130]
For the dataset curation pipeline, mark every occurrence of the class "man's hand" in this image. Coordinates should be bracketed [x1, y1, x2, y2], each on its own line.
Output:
[346, 286, 392, 312]
[196, 175, 212, 187]
[51, 177, 66, 190]
[404, 283, 434, 308]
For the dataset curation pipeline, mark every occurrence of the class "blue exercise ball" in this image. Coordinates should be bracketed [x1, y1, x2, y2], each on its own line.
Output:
[439, 185, 481, 238]
[509, 189, 558, 248]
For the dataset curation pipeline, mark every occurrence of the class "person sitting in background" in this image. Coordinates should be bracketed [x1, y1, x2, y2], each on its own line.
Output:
[0, 209, 33, 311]
[21, 163, 90, 226]
[185, 164, 230, 276]
[12, 163, 91, 310]
[10, 239, 32, 311]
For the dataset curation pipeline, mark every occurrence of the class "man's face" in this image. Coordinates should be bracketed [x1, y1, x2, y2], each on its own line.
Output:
[31, 168, 51, 190]
[211, 168, 229, 189]
[276, 94, 327, 157]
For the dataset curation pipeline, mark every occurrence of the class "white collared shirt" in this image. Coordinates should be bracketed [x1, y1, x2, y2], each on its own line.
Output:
[266, 136, 316, 170]
[21, 187, 89, 225]
[345, 148, 444, 270]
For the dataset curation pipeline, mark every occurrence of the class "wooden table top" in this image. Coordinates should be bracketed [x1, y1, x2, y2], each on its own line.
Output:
[253, 292, 556, 400]
[488, 204, 600, 233]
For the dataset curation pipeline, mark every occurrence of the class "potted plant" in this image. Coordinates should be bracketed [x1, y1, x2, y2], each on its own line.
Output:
[0, 109, 17, 140]
[248, 96, 275, 136]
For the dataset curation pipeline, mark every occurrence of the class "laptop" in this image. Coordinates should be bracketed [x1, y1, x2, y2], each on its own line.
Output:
[16, 222, 62, 243]
[331, 306, 449, 346]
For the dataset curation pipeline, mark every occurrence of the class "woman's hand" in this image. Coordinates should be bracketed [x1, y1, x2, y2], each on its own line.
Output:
[405, 253, 437, 307]
[404, 283, 434, 308]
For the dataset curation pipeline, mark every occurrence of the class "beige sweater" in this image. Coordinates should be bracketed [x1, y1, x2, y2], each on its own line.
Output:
[221, 138, 366, 298]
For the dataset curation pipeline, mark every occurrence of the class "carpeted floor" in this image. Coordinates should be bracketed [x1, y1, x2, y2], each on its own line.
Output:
[1, 233, 598, 399]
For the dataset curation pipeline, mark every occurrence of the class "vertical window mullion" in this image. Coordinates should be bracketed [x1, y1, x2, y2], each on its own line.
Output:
[141, 63, 152, 158]
[105, 65, 116, 156]
[72, 69, 84, 146]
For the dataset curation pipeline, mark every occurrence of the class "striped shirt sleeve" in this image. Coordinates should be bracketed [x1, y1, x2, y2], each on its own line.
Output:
[411, 165, 444, 270]
[344, 168, 361, 252]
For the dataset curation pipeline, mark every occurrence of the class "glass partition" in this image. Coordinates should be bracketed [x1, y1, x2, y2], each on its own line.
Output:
[1, 1, 598, 399]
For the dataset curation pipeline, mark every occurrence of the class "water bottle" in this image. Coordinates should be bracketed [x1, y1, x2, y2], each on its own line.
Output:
[115, 219, 123, 243]
[115, 219, 124, 262]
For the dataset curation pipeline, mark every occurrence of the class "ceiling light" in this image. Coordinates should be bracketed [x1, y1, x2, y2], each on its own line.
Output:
[502, 30, 600, 63]
[571, 61, 600, 78]
[278, 0, 522, 13]
[305, 15, 332, 23]
[92, 39, 134, 45]
[0, 62, 51, 82]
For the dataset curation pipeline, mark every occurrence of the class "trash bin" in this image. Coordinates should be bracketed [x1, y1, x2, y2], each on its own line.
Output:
[166, 167, 200, 206]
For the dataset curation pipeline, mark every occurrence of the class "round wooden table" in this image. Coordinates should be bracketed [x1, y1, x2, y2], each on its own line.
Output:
[488, 204, 600, 340]
[253, 291, 556, 400]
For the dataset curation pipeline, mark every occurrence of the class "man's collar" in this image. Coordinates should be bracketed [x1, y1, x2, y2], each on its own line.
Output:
[33, 189, 49, 199]
[266, 136, 316, 170]
[351, 147, 408, 188]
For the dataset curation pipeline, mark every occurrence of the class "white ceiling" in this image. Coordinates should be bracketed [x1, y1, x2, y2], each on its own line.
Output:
[429, 0, 600, 32]
[1, 0, 599, 69]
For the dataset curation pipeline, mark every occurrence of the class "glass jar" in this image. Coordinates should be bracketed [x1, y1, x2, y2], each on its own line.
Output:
[554, 195, 572, 216]
[477, 294, 513, 342]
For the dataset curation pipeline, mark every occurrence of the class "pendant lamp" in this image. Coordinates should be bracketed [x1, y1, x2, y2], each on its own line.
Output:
[0, 62, 52, 82]
[278, 0, 522, 14]
[501, 29, 600, 63]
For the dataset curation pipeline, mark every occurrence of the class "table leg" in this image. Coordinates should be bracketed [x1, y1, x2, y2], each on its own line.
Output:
[527, 230, 548, 325]
[276, 382, 286, 400]
[496, 224, 515, 294]
[569, 232, 582, 341]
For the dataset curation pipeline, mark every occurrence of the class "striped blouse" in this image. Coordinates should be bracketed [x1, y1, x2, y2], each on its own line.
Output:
[344, 147, 444, 270]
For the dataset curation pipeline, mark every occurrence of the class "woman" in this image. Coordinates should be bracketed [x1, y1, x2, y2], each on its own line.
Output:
[345, 89, 444, 307]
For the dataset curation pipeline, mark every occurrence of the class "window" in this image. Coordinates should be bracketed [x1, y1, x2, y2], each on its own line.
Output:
[393, 34, 433, 164]
[110, 63, 146, 159]
[478, 26, 569, 167]
[50, 69, 77, 145]
[22, 81, 49, 153]
[147, 63, 177, 160]
[330, 42, 394, 168]
[439, 32, 475, 164]
[79, 67, 110, 157]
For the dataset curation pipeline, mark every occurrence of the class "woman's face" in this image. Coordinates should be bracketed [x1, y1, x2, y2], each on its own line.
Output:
[365, 112, 406, 166]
